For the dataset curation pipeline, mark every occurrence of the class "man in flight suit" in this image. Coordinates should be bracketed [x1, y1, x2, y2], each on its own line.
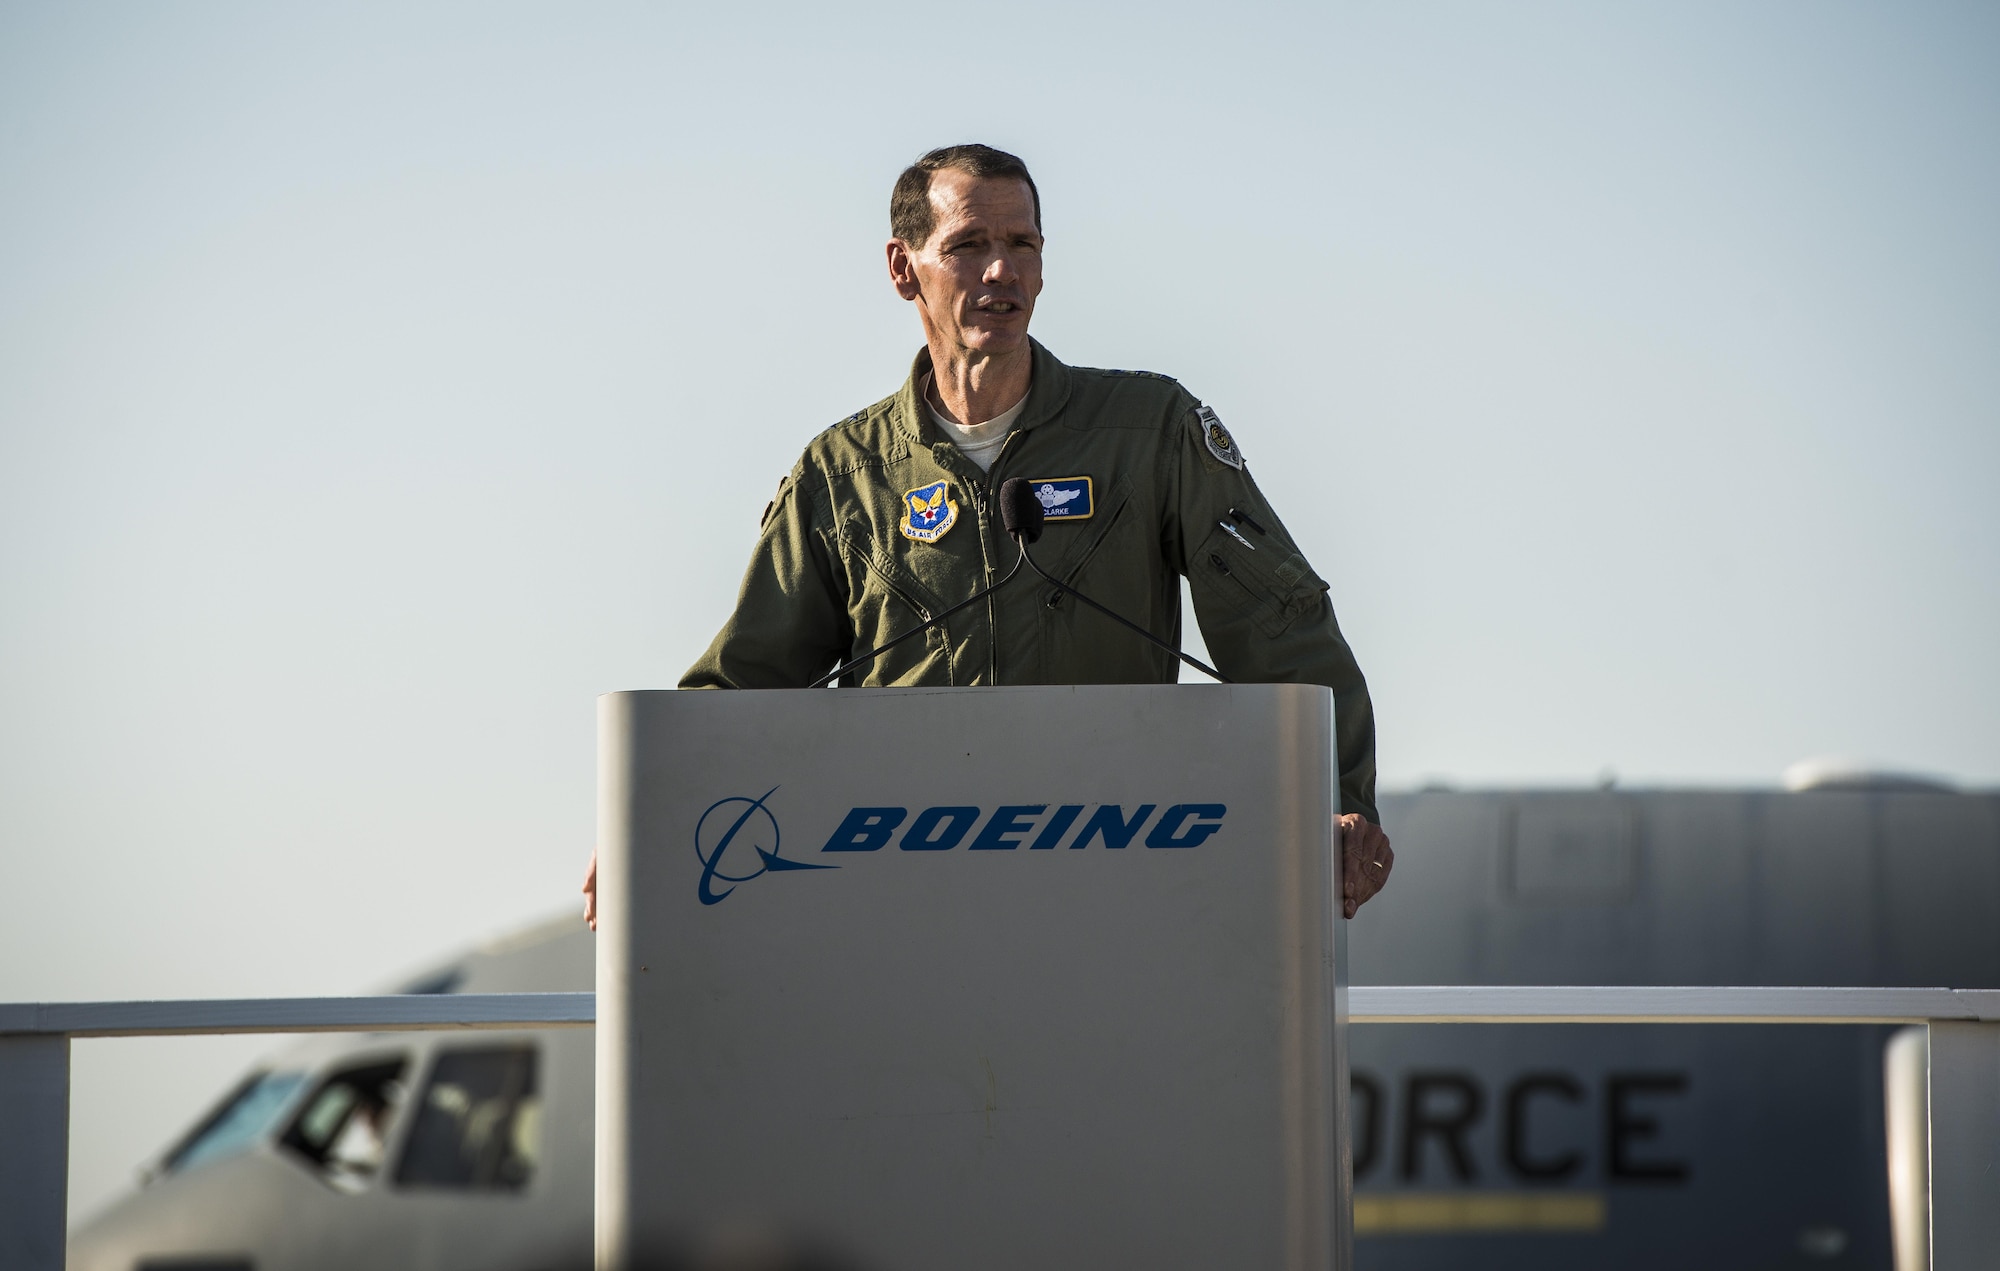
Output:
[583, 143, 1392, 924]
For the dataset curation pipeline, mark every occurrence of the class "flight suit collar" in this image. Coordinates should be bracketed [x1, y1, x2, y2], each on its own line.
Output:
[893, 338, 1074, 454]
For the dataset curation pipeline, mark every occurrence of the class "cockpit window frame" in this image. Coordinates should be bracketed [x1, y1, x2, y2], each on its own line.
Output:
[276, 1050, 414, 1193]
[392, 1041, 542, 1193]
[155, 1067, 311, 1179]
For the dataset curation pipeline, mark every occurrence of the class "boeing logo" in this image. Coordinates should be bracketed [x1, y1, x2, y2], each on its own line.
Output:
[820, 803, 1228, 852]
[694, 787, 836, 907]
[695, 796, 1227, 904]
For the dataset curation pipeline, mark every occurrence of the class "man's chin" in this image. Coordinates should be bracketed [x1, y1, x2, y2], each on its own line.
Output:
[958, 320, 1031, 355]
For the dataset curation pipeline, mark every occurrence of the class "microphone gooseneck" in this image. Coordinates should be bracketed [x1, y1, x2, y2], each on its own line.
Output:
[812, 477, 1229, 687]
[998, 479, 1227, 681]
[810, 542, 1027, 688]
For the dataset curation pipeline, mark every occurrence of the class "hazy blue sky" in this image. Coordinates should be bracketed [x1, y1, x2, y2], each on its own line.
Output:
[3, 1, 1995, 1218]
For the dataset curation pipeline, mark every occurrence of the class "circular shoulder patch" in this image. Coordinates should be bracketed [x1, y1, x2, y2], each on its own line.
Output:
[1197, 405, 1245, 470]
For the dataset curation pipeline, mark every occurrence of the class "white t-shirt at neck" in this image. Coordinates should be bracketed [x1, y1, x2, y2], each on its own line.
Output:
[922, 373, 1029, 474]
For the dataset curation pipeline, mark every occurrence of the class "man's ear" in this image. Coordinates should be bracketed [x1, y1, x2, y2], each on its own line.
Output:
[886, 240, 922, 301]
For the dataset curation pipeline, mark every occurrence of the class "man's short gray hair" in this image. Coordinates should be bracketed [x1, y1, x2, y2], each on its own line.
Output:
[890, 144, 1041, 250]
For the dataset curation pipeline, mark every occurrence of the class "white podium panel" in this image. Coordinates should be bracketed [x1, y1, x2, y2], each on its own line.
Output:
[597, 684, 1347, 1271]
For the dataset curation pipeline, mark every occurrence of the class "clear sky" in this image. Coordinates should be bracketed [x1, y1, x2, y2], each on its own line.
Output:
[2, 0, 1995, 1221]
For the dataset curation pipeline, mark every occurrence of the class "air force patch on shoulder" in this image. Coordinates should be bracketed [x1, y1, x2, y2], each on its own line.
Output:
[1197, 405, 1245, 470]
[1028, 476, 1093, 521]
[900, 479, 959, 542]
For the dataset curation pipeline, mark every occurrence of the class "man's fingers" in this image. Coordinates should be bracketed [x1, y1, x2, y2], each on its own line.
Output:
[1367, 839, 1395, 903]
[583, 849, 598, 931]
[1365, 835, 1393, 904]
[1354, 829, 1391, 906]
[1338, 814, 1363, 918]
[1337, 815, 1393, 917]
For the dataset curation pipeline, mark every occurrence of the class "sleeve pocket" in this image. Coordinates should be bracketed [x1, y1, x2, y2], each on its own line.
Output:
[1188, 524, 1329, 639]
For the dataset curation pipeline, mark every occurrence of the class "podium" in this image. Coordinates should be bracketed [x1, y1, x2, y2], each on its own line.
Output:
[596, 684, 1350, 1271]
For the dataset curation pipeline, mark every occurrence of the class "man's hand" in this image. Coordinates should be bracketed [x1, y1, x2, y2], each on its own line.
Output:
[582, 848, 598, 931]
[1339, 813, 1393, 919]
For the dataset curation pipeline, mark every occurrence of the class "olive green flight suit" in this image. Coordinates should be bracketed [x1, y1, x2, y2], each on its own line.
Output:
[682, 339, 1379, 823]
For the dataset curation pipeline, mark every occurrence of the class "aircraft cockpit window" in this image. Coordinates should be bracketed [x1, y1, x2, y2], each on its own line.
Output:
[394, 1045, 540, 1190]
[280, 1058, 409, 1192]
[161, 1069, 308, 1176]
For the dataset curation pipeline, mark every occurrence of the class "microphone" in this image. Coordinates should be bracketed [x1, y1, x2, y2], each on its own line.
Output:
[998, 478, 1228, 684]
[999, 477, 1045, 544]
[811, 478, 1227, 687]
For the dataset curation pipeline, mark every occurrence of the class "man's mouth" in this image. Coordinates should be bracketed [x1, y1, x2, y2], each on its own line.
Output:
[974, 297, 1022, 314]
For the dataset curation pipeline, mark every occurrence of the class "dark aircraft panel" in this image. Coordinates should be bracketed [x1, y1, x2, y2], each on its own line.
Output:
[1349, 1023, 1895, 1267]
[1348, 788, 2000, 1267]
[1359, 790, 2000, 988]
[1752, 794, 1877, 984]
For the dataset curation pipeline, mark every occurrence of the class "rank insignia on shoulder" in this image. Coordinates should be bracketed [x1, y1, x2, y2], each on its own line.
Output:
[900, 479, 959, 543]
[1197, 405, 1245, 470]
[1026, 476, 1093, 521]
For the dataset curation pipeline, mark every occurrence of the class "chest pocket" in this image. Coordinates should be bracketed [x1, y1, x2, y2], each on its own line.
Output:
[831, 516, 960, 687]
[1037, 475, 1133, 589]
[1189, 521, 1328, 638]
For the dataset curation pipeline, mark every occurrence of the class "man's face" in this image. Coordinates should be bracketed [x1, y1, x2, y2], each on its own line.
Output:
[889, 170, 1044, 357]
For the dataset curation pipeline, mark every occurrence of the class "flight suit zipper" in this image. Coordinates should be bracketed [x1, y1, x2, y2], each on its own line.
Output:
[980, 429, 1027, 683]
[920, 440, 1000, 685]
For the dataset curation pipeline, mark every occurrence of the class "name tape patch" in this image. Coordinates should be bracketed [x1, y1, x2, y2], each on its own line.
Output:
[1026, 476, 1093, 521]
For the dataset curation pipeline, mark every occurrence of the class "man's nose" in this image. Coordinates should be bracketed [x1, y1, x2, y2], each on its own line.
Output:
[982, 252, 1018, 286]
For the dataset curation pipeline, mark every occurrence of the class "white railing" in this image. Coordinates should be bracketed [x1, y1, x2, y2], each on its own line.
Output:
[1348, 984, 2000, 1024]
[0, 991, 596, 1038]
[5, 988, 1992, 1269]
